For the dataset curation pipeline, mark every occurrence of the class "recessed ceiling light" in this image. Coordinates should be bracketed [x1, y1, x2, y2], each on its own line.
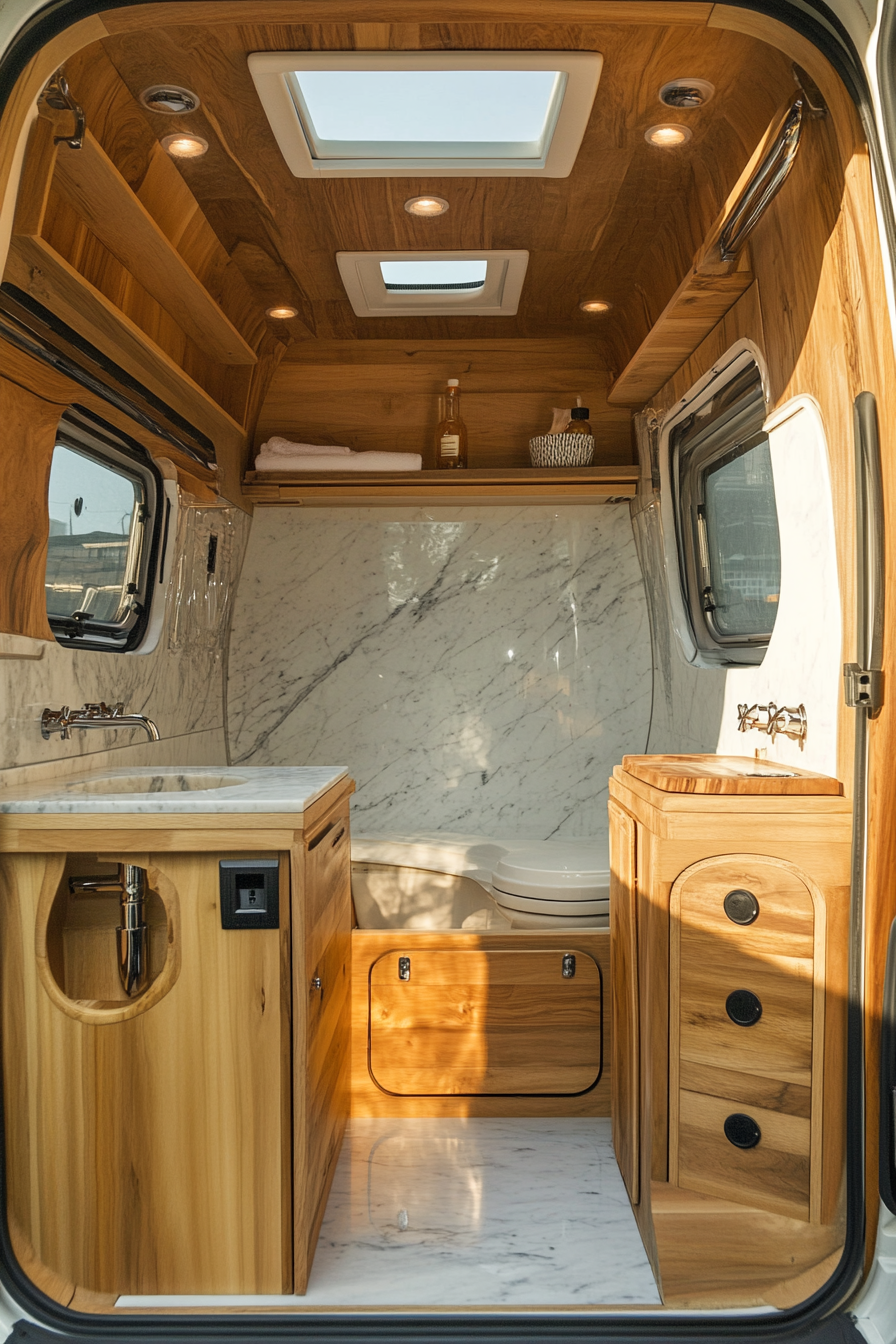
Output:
[140, 85, 200, 115]
[404, 195, 450, 217]
[266, 304, 299, 319]
[579, 299, 612, 314]
[644, 123, 692, 147]
[659, 78, 715, 109]
[161, 132, 208, 158]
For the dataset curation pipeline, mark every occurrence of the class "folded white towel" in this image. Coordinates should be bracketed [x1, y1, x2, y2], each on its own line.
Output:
[259, 436, 353, 457]
[254, 450, 423, 473]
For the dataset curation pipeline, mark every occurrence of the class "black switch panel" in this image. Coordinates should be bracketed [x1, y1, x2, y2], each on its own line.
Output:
[219, 860, 280, 929]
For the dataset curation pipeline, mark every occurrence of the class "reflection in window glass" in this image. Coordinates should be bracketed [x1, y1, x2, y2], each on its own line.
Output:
[702, 437, 781, 638]
[45, 445, 142, 624]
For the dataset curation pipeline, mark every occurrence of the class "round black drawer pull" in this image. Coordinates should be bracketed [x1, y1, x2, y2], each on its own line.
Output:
[724, 1113, 761, 1149]
[724, 889, 760, 925]
[726, 988, 763, 1026]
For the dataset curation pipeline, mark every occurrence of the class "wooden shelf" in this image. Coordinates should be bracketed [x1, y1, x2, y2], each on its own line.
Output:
[5, 235, 245, 459]
[242, 465, 640, 506]
[608, 253, 754, 407]
[16, 117, 256, 367]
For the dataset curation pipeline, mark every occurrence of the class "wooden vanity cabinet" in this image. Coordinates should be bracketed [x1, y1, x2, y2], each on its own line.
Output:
[609, 756, 852, 1294]
[0, 776, 354, 1304]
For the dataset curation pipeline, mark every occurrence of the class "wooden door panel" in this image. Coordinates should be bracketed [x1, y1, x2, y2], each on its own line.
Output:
[369, 948, 601, 1096]
[609, 799, 639, 1204]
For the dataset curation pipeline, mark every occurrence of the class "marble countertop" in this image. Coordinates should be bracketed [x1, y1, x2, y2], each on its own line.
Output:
[0, 766, 349, 815]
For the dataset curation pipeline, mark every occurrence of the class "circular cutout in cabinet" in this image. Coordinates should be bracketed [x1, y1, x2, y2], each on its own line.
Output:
[726, 988, 763, 1026]
[724, 1112, 762, 1149]
[723, 888, 760, 925]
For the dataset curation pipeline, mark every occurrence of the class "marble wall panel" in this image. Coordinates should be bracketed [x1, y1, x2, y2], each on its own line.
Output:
[227, 505, 652, 847]
[0, 503, 249, 779]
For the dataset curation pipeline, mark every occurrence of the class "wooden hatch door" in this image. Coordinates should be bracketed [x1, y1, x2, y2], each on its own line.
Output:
[368, 947, 601, 1096]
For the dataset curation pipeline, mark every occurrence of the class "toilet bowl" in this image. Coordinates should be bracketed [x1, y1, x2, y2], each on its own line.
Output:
[491, 842, 608, 929]
[351, 835, 608, 931]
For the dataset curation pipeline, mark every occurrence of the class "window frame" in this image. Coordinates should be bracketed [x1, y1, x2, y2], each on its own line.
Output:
[46, 411, 165, 654]
[662, 348, 778, 667]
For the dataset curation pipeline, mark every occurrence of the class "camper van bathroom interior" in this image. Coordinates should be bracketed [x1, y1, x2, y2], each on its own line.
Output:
[0, 0, 893, 1329]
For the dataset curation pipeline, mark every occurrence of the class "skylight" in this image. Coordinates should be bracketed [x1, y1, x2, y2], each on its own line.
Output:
[292, 70, 562, 160]
[248, 51, 603, 178]
[337, 251, 528, 317]
[379, 260, 488, 293]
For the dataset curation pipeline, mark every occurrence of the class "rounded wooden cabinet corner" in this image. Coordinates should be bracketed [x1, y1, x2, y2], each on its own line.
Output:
[34, 857, 182, 1025]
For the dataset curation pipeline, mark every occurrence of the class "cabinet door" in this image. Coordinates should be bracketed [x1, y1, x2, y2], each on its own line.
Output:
[609, 798, 639, 1204]
[0, 850, 292, 1297]
[295, 798, 352, 1293]
[369, 948, 601, 1095]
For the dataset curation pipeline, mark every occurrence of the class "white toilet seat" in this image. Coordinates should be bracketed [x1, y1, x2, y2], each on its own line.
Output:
[490, 842, 609, 925]
[351, 834, 608, 930]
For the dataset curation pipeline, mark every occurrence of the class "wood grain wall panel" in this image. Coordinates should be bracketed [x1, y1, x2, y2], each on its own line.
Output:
[0, 377, 65, 641]
[0, 336, 218, 487]
[257, 340, 632, 469]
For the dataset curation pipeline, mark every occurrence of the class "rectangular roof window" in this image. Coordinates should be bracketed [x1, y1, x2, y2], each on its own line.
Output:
[380, 260, 488, 293]
[248, 52, 603, 178]
[293, 70, 562, 160]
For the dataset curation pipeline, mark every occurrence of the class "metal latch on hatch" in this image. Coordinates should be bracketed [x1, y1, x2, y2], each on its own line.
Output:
[843, 663, 884, 714]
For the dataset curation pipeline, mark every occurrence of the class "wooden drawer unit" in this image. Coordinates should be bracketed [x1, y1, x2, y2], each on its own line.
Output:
[608, 754, 851, 1282]
[369, 947, 601, 1097]
[671, 855, 823, 1221]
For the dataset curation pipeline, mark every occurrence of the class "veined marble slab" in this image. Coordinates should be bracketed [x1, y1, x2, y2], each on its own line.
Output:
[0, 765, 347, 814]
[227, 506, 651, 845]
[117, 1118, 661, 1309]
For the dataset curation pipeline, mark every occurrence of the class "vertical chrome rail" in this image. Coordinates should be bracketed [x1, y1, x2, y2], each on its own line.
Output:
[838, 392, 885, 1296]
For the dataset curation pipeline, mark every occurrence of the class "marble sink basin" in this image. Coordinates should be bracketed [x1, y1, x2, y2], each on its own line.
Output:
[60, 772, 246, 796]
[0, 766, 349, 815]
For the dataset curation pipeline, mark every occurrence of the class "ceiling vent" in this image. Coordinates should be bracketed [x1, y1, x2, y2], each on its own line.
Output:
[139, 85, 201, 114]
[658, 78, 714, 109]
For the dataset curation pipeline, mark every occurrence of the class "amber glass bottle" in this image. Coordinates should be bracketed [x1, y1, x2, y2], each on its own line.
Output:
[435, 379, 468, 469]
[565, 406, 592, 435]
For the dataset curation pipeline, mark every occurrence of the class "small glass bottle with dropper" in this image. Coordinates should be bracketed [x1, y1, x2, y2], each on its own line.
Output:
[435, 379, 468, 469]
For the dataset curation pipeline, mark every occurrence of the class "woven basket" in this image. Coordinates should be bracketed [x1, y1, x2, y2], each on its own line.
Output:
[529, 433, 595, 468]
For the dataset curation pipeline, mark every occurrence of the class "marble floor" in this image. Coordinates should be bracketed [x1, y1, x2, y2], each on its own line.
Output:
[117, 1118, 661, 1310]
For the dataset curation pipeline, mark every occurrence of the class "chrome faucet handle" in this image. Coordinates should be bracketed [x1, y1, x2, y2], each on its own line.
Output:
[40, 701, 159, 742]
[41, 706, 71, 740]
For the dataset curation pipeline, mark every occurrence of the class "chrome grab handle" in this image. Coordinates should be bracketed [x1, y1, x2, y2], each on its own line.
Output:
[70, 863, 149, 997]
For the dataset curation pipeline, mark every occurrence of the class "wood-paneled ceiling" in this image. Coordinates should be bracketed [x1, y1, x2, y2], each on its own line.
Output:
[65, 6, 797, 372]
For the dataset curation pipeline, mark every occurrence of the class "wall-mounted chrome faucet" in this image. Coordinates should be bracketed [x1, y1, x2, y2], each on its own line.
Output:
[69, 864, 149, 997]
[41, 701, 160, 742]
[737, 701, 807, 749]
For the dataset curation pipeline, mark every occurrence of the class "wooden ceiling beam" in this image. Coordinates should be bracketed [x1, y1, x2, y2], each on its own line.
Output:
[102, 3, 713, 34]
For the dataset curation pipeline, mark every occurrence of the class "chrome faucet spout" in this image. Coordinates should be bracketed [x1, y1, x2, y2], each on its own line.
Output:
[40, 701, 161, 742]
